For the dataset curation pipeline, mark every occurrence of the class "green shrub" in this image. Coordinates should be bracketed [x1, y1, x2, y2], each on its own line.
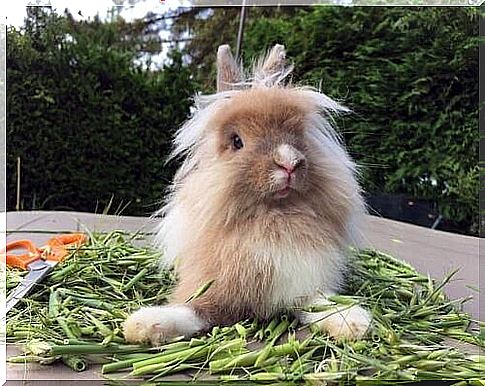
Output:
[7, 9, 196, 215]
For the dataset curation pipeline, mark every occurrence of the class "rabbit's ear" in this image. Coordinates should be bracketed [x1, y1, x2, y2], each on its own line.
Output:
[217, 45, 242, 92]
[254, 44, 287, 84]
[261, 44, 287, 76]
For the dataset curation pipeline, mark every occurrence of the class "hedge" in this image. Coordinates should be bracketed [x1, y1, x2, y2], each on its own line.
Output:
[7, 9, 196, 215]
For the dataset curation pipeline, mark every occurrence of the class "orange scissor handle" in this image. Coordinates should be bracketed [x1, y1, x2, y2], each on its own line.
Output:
[4, 240, 42, 270]
[3, 233, 87, 269]
[44, 233, 87, 262]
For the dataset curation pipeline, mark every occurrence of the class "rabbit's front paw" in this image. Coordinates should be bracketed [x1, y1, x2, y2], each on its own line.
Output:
[123, 305, 205, 346]
[318, 305, 371, 340]
[300, 304, 371, 341]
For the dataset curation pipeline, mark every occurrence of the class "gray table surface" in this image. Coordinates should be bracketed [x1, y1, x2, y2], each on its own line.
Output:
[4, 211, 483, 382]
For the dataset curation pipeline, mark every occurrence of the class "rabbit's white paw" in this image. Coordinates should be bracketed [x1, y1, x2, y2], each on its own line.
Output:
[301, 304, 371, 341]
[123, 304, 205, 346]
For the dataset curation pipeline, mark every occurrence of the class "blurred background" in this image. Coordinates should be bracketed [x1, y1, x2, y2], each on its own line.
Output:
[5, 3, 479, 235]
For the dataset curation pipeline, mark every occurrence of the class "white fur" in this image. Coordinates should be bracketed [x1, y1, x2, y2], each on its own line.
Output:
[298, 295, 371, 340]
[276, 144, 304, 170]
[123, 304, 206, 346]
[257, 244, 346, 312]
[306, 114, 355, 173]
[155, 201, 187, 266]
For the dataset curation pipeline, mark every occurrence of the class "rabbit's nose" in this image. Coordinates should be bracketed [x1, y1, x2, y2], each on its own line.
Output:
[275, 159, 302, 174]
[274, 144, 305, 173]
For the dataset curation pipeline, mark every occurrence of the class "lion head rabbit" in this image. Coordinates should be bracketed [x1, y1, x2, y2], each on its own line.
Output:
[123, 44, 371, 346]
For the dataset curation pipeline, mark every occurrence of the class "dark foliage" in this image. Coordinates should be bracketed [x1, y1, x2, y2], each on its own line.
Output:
[7, 8, 196, 214]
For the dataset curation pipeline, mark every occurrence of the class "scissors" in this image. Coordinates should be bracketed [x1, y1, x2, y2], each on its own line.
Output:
[3, 233, 87, 314]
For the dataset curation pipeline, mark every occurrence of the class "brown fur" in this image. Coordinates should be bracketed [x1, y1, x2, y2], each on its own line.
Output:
[167, 87, 359, 326]
[123, 44, 367, 345]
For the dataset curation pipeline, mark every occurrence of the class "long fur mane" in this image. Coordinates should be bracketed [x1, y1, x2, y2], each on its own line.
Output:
[154, 48, 364, 264]
[169, 56, 352, 184]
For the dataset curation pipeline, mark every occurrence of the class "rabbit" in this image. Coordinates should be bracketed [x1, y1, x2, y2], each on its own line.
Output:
[123, 44, 371, 346]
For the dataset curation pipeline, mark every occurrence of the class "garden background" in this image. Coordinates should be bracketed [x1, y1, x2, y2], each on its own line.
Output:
[6, 6, 479, 235]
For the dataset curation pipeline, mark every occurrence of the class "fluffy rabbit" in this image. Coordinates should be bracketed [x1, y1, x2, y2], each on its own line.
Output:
[123, 44, 371, 346]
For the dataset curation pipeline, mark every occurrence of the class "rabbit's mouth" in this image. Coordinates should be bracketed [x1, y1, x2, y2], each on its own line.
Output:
[275, 185, 291, 199]
[271, 168, 303, 199]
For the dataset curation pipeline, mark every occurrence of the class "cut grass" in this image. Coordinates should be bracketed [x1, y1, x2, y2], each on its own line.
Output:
[6, 231, 484, 383]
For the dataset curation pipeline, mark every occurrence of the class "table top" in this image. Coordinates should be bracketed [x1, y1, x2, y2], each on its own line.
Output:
[5, 210, 482, 382]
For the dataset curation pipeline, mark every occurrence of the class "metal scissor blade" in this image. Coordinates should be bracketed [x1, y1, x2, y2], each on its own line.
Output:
[6, 260, 56, 314]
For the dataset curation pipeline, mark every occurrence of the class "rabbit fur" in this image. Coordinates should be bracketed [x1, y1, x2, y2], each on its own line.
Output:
[123, 44, 371, 346]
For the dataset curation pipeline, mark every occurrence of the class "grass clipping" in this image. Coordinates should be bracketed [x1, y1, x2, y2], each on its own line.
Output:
[6, 231, 484, 383]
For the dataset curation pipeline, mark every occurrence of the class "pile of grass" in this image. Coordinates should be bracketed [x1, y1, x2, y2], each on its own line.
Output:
[6, 231, 484, 383]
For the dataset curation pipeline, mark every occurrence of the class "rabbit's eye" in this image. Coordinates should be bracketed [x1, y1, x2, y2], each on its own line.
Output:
[231, 134, 244, 150]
